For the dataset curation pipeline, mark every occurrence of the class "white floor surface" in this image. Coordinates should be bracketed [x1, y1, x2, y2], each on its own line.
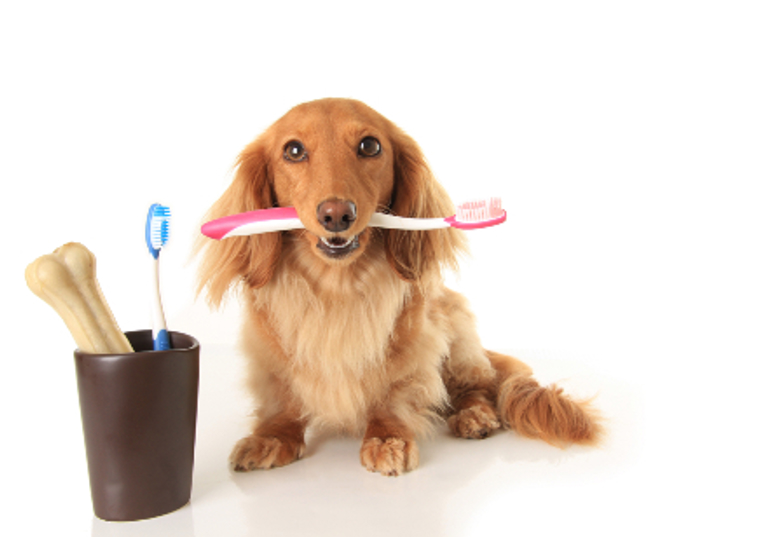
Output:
[8, 334, 752, 537]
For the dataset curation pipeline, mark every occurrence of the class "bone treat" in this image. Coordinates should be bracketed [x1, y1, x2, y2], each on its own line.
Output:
[25, 242, 134, 354]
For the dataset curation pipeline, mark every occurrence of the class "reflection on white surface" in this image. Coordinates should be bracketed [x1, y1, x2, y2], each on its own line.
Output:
[91, 507, 195, 537]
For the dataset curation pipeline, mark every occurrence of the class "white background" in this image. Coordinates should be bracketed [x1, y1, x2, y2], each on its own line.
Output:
[2, 1, 755, 535]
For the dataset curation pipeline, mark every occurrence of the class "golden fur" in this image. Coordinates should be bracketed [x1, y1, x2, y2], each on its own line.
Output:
[197, 98, 602, 476]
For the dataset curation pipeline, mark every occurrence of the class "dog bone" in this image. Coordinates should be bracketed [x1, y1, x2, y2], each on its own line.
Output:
[25, 242, 134, 354]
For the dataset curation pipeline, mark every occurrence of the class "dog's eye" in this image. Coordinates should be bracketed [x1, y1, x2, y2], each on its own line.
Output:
[358, 137, 381, 158]
[284, 140, 308, 162]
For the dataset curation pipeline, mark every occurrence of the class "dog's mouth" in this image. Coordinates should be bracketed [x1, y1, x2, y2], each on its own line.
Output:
[316, 234, 361, 259]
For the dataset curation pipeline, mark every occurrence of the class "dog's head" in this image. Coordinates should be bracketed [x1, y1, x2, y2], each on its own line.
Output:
[198, 98, 465, 306]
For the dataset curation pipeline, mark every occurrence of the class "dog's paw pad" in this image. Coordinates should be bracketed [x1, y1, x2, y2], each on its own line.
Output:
[448, 404, 501, 439]
[230, 434, 305, 471]
[360, 437, 419, 476]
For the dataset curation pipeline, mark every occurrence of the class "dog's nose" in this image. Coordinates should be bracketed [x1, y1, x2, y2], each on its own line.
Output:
[317, 199, 357, 232]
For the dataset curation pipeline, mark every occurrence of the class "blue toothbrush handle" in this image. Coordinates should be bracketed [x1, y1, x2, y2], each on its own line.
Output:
[154, 328, 171, 351]
[150, 256, 171, 350]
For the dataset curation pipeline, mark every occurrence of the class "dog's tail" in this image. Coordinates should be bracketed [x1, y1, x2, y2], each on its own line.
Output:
[487, 351, 603, 447]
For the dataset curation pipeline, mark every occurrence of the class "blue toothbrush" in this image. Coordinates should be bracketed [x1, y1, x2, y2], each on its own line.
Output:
[145, 203, 171, 350]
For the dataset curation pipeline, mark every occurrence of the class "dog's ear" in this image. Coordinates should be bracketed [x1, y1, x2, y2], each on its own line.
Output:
[385, 131, 467, 282]
[196, 140, 282, 307]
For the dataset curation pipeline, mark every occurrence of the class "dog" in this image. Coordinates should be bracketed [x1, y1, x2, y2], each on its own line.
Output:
[197, 98, 602, 476]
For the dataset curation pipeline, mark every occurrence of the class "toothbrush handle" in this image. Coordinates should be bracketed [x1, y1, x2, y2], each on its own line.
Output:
[202, 207, 303, 239]
[154, 329, 170, 351]
[151, 257, 170, 350]
[368, 213, 450, 230]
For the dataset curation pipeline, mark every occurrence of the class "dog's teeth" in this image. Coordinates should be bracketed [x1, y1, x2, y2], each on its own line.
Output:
[320, 236, 355, 248]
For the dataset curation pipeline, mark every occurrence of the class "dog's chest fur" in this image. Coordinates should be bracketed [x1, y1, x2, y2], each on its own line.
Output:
[249, 239, 413, 429]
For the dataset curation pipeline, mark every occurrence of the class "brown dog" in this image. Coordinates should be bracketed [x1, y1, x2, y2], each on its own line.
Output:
[197, 98, 601, 476]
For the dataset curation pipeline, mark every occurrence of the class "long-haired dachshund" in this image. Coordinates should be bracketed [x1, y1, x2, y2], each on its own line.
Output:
[197, 98, 601, 476]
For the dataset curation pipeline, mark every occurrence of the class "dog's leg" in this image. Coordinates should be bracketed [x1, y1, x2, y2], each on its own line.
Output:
[446, 388, 501, 439]
[440, 289, 513, 440]
[231, 409, 308, 471]
[360, 412, 419, 477]
[445, 365, 503, 440]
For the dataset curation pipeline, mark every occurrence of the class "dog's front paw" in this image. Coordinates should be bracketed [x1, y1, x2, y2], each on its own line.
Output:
[447, 404, 501, 439]
[360, 437, 419, 476]
[230, 434, 305, 472]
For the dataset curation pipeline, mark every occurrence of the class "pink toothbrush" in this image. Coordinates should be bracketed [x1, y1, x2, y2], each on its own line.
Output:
[201, 197, 506, 240]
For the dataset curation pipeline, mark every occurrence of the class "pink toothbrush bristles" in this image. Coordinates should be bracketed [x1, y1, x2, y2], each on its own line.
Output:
[456, 197, 504, 222]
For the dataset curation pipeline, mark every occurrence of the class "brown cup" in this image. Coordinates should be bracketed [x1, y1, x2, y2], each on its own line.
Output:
[74, 330, 200, 522]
